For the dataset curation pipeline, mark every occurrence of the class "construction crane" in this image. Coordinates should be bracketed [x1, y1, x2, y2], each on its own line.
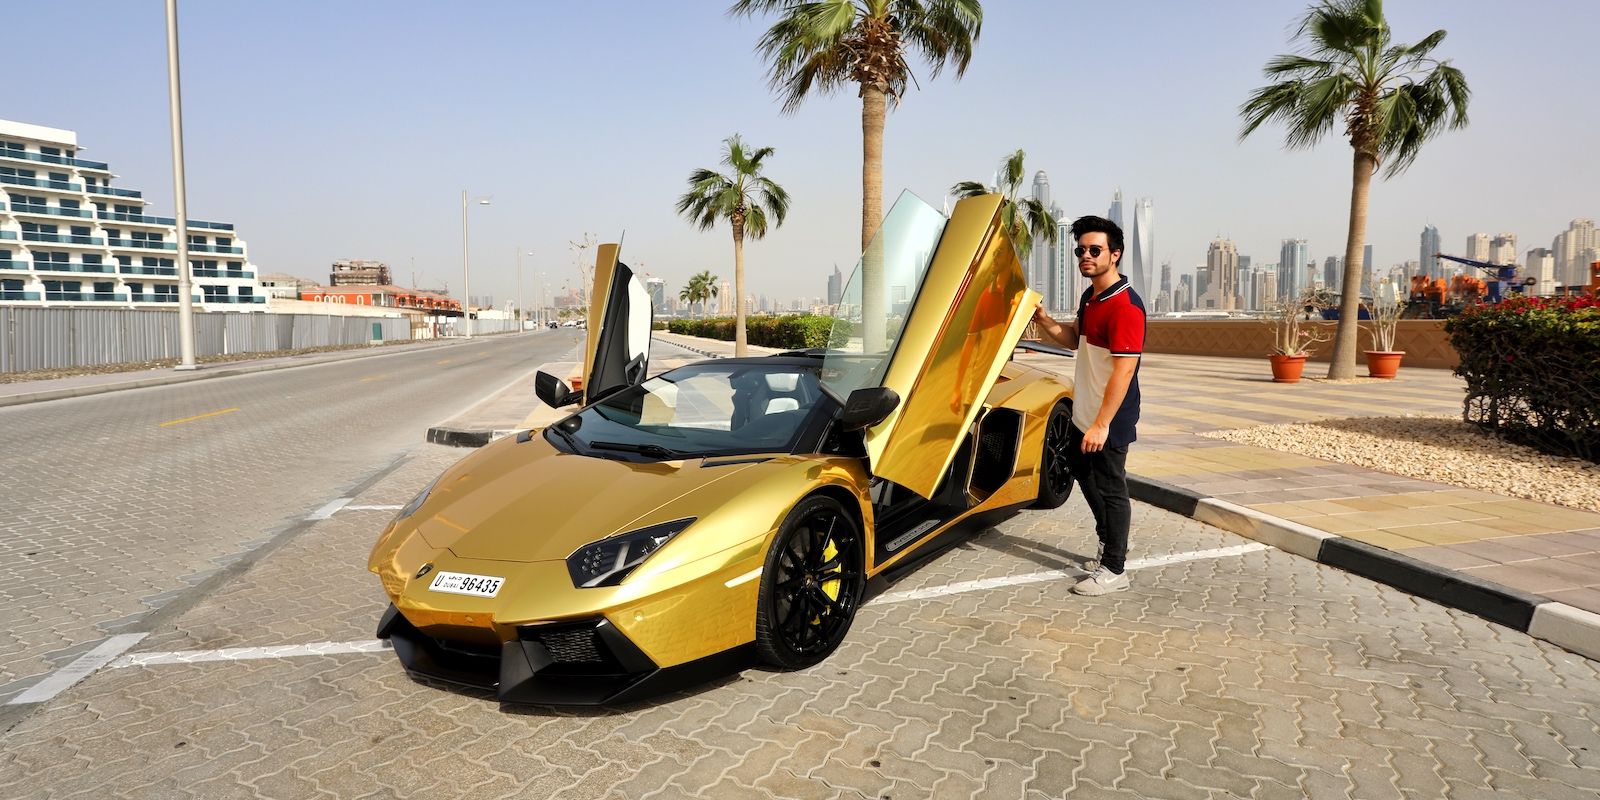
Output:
[1434, 253, 1534, 303]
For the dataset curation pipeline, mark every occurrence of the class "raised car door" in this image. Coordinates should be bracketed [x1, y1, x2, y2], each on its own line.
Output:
[582, 243, 653, 404]
[822, 192, 1039, 499]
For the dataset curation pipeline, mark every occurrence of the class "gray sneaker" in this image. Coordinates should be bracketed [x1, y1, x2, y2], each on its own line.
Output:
[1072, 566, 1129, 596]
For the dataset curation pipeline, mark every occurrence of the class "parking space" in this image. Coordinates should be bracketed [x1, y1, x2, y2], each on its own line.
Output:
[2, 443, 1598, 799]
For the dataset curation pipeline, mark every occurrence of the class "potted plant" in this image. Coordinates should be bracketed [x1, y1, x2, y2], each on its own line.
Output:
[1364, 277, 1406, 378]
[1265, 288, 1332, 383]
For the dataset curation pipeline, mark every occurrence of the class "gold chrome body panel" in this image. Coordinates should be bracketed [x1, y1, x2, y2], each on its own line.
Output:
[865, 194, 1041, 499]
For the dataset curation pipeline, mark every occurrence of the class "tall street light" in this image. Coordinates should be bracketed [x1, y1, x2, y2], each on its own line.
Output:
[517, 248, 533, 331]
[165, 0, 196, 370]
[460, 191, 490, 338]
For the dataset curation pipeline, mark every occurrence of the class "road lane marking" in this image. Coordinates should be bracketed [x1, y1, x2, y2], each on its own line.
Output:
[359, 374, 389, 382]
[436, 359, 453, 365]
[306, 498, 351, 520]
[868, 543, 1271, 605]
[343, 504, 403, 512]
[7, 634, 148, 705]
[109, 640, 390, 669]
[158, 407, 239, 427]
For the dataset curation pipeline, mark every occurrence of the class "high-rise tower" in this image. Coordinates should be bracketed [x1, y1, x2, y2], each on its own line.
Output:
[1420, 225, 1441, 280]
[1106, 189, 1124, 232]
[1127, 197, 1153, 299]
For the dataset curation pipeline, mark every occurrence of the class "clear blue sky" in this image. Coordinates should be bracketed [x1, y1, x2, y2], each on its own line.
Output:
[10, 1, 1596, 306]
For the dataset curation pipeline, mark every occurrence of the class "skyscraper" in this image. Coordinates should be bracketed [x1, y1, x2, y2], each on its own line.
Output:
[1127, 197, 1154, 299]
[826, 265, 842, 306]
[1323, 256, 1341, 289]
[1489, 233, 1517, 266]
[1106, 189, 1123, 232]
[1175, 274, 1194, 312]
[1028, 171, 1054, 310]
[1279, 239, 1309, 301]
[1525, 247, 1556, 296]
[1363, 244, 1374, 288]
[1054, 215, 1075, 313]
[1554, 219, 1598, 287]
[1467, 233, 1491, 262]
[1420, 225, 1441, 280]
[1199, 239, 1238, 310]
[1237, 255, 1252, 301]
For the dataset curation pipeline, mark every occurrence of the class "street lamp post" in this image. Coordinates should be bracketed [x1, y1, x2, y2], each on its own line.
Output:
[516, 248, 533, 331]
[165, 0, 196, 370]
[460, 190, 490, 338]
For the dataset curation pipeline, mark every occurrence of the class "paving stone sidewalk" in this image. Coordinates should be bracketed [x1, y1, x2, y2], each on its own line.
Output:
[4, 442, 1599, 799]
[560, 337, 1600, 663]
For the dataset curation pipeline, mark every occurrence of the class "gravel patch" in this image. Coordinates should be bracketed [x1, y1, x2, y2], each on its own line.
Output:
[1202, 415, 1600, 513]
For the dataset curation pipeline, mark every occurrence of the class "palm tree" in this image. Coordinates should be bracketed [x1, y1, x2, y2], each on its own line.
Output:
[676, 135, 790, 356]
[951, 149, 1058, 264]
[1240, 0, 1468, 378]
[731, 0, 982, 351]
[679, 280, 701, 319]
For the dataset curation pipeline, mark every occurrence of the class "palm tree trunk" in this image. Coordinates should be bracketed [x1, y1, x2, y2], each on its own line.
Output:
[860, 84, 887, 353]
[733, 222, 748, 357]
[1329, 150, 1377, 379]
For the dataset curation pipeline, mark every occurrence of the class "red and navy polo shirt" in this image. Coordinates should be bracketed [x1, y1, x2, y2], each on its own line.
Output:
[1072, 277, 1146, 447]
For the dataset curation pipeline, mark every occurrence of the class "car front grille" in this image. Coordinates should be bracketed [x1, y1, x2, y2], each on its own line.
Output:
[535, 628, 606, 664]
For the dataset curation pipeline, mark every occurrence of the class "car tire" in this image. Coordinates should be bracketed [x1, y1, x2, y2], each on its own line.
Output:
[1031, 400, 1076, 510]
[754, 494, 865, 670]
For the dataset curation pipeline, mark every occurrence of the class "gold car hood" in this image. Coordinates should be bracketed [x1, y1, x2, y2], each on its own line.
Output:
[413, 435, 760, 563]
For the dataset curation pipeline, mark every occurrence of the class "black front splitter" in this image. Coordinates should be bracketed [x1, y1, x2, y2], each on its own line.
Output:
[376, 605, 751, 706]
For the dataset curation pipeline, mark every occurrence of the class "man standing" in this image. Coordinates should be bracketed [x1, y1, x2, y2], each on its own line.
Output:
[1029, 215, 1146, 596]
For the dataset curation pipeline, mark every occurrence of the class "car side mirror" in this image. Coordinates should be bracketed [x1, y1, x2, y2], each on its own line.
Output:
[839, 386, 900, 432]
[535, 370, 583, 408]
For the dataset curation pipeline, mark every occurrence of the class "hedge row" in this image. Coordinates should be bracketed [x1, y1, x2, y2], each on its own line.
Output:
[1445, 295, 1599, 462]
[664, 315, 848, 350]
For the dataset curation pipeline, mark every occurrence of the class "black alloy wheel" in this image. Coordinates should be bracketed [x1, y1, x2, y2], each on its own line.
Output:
[1031, 400, 1076, 509]
[754, 495, 865, 670]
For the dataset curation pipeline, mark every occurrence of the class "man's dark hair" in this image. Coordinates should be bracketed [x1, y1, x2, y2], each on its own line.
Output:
[1070, 215, 1124, 254]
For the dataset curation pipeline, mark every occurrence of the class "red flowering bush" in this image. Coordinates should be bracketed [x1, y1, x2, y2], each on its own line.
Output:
[1445, 295, 1600, 461]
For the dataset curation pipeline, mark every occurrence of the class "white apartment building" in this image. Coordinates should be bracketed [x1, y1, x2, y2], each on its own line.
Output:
[0, 119, 263, 308]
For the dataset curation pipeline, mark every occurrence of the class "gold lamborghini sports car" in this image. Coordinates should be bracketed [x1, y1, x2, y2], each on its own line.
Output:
[369, 192, 1076, 705]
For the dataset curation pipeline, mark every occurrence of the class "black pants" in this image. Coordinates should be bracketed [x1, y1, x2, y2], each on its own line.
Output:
[1067, 425, 1131, 574]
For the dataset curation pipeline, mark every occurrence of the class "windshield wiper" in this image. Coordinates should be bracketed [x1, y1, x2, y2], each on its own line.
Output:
[589, 441, 687, 459]
[545, 423, 581, 452]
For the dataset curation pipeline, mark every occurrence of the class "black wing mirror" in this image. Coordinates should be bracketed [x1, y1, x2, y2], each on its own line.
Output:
[535, 370, 583, 408]
[839, 386, 900, 432]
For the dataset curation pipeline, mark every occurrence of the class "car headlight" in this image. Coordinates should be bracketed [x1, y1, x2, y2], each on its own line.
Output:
[395, 475, 442, 521]
[567, 518, 695, 588]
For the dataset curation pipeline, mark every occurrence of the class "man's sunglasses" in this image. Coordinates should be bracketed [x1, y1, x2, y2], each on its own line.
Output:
[1073, 245, 1110, 258]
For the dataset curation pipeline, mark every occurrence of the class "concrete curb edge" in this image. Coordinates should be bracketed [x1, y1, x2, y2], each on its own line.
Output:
[1125, 473, 1599, 662]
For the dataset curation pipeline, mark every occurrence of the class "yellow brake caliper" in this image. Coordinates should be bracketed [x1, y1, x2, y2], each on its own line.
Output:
[813, 538, 841, 625]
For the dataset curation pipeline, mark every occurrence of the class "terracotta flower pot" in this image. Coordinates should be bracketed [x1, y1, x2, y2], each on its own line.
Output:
[1364, 350, 1404, 379]
[1269, 354, 1307, 383]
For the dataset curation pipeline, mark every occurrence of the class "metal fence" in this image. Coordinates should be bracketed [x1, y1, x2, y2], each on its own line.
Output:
[0, 307, 414, 373]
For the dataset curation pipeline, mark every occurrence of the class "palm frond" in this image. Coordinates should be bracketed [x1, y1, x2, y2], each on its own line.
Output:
[949, 180, 989, 198]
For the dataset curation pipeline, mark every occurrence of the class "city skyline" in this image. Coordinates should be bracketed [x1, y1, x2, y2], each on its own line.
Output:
[7, 1, 1596, 306]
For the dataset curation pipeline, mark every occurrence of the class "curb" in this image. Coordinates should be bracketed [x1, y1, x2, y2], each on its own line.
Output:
[1127, 473, 1600, 662]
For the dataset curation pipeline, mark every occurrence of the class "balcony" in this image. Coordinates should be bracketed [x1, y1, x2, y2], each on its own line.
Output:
[0, 174, 82, 192]
[22, 232, 105, 246]
[44, 291, 128, 302]
[189, 220, 235, 231]
[98, 210, 173, 226]
[0, 259, 26, 270]
[119, 264, 177, 276]
[0, 290, 40, 301]
[129, 294, 197, 303]
[192, 268, 254, 279]
[188, 244, 245, 255]
[0, 231, 14, 240]
[0, 148, 110, 170]
[9, 203, 94, 219]
[32, 261, 115, 274]
[85, 185, 142, 199]
[107, 238, 177, 251]
[201, 295, 265, 304]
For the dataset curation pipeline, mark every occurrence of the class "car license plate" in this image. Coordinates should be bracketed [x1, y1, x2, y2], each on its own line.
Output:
[427, 571, 504, 598]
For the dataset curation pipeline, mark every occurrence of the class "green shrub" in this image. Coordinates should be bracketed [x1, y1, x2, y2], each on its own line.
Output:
[660, 314, 844, 350]
[1445, 295, 1600, 462]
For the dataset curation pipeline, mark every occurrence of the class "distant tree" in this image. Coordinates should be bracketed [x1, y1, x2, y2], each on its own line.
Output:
[676, 135, 790, 356]
[951, 149, 1058, 264]
[1240, 0, 1469, 378]
[731, 0, 982, 351]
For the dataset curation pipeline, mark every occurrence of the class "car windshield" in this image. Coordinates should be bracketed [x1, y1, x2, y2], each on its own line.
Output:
[821, 191, 949, 401]
[556, 362, 824, 459]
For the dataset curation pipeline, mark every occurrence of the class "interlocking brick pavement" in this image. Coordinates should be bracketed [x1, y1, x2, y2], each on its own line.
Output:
[2, 443, 1598, 798]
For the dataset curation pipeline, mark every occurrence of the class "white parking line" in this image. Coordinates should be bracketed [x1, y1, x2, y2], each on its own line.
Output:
[109, 640, 390, 669]
[306, 498, 351, 520]
[84, 543, 1271, 676]
[868, 542, 1270, 605]
[8, 634, 147, 705]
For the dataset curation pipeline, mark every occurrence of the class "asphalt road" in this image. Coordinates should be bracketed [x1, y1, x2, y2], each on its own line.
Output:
[0, 329, 585, 701]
